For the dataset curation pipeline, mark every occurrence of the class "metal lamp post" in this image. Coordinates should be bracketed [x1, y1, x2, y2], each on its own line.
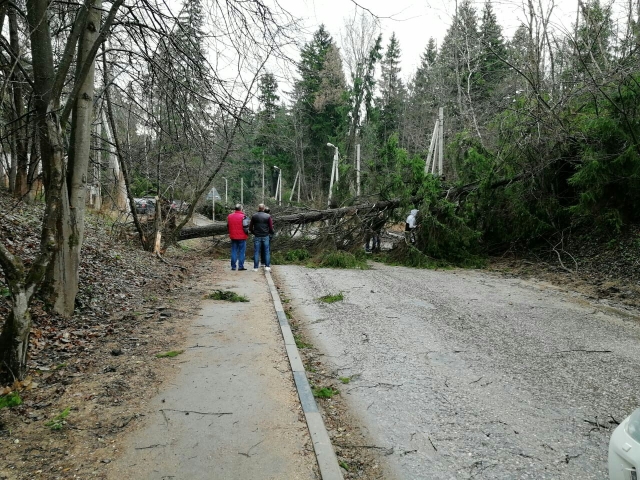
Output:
[222, 177, 228, 206]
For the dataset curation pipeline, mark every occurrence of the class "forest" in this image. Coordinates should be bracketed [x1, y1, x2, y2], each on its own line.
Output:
[0, 0, 639, 379]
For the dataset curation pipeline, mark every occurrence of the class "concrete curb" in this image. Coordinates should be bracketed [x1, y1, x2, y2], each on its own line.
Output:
[265, 270, 344, 480]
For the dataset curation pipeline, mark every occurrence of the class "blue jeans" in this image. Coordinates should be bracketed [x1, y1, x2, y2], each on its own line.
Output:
[230, 239, 246, 270]
[254, 236, 270, 268]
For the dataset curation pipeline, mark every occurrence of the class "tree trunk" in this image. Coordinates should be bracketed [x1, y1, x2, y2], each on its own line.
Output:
[8, 7, 29, 198]
[47, 0, 101, 316]
[178, 175, 525, 241]
[0, 290, 32, 380]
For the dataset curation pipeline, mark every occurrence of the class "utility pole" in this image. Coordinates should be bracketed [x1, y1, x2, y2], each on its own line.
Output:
[222, 177, 228, 206]
[438, 107, 444, 176]
[273, 166, 282, 206]
[327, 143, 339, 207]
[356, 144, 361, 197]
[425, 121, 438, 175]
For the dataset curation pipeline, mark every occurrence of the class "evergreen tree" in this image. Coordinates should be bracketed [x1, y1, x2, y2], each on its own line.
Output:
[435, 0, 480, 132]
[258, 72, 280, 121]
[377, 33, 405, 144]
[404, 38, 438, 154]
[478, 0, 509, 99]
[293, 26, 348, 195]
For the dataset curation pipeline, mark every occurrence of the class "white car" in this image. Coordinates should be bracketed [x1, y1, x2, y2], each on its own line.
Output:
[609, 408, 640, 479]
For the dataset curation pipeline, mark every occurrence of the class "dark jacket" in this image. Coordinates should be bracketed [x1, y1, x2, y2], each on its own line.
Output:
[249, 212, 274, 237]
[227, 211, 248, 240]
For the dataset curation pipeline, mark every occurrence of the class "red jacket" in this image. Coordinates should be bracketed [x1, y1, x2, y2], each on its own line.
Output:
[227, 211, 248, 240]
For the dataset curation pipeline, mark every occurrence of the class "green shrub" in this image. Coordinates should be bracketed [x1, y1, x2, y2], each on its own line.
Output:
[316, 251, 368, 269]
[0, 392, 22, 410]
[45, 407, 71, 430]
[206, 290, 248, 302]
[318, 292, 344, 303]
[313, 386, 339, 399]
[272, 249, 311, 265]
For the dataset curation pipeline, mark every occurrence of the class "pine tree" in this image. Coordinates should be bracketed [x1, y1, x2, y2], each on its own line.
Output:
[258, 72, 280, 121]
[478, 0, 509, 99]
[435, 0, 480, 128]
[377, 33, 405, 143]
[404, 38, 438, 154]
[293, 26, 348, 194]
[412, 37, 438, 107]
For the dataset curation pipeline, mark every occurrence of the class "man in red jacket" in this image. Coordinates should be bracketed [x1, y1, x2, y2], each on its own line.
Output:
[227, 204, 248, 271]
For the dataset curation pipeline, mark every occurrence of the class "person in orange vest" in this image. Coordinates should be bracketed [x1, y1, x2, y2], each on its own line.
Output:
[227, 204, 248, 271]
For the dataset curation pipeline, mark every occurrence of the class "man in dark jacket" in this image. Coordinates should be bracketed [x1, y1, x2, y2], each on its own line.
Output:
[227, 204, 248, 271]
[249, 203, 274, 271]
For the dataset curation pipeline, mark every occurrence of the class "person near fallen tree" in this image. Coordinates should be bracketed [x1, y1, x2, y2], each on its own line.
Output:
[250, 203, 274, 272]
[227, 204, 248, 271]
[405, 209, 419, 244]
[261, 206, 272, 265]
[365, 211, 385, 253]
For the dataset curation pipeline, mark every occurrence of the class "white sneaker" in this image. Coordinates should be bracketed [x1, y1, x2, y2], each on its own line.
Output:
[253, 268, 258, 272]
[265, 267, 271, 272]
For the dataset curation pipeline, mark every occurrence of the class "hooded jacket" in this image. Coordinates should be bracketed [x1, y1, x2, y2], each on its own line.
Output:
[406, 209, 419, 230]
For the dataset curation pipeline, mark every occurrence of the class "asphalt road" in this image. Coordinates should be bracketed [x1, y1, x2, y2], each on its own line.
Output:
[276, 263, 640, 479]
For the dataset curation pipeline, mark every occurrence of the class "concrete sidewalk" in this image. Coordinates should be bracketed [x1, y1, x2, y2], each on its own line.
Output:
[107, 261, 319, 480]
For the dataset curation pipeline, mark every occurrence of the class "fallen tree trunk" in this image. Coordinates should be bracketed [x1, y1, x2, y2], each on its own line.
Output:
[178, 197, 414, 241]
[178, 175, 525, 241]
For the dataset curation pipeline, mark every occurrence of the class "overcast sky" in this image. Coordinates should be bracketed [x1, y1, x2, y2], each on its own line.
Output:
[275, 0, 640, 81]
[275, 0, 535, 78]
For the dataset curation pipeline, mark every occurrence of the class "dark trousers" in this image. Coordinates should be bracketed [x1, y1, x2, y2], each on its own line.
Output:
[366, 233, 381, 252]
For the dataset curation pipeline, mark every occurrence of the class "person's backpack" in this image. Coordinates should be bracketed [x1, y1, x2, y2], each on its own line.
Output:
[242, 215, 250, 234]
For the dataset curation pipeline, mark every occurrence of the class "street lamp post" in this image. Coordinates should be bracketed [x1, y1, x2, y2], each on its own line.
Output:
[327, 143, 339, 207]
[222, 177, 228, 206]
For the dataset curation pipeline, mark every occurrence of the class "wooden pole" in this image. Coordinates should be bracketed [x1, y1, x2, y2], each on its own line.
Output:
[425, 120, 438, 174]
[241, 177, 244, 206]
[356, 144, 361, 196]
[327, 153, 336, 207]
[438, 107, 444, 176]
[289, 171, 299, 202]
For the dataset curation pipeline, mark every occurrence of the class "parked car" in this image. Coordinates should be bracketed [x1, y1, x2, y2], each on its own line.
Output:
[609, 407, 640, 479]
[169, 200, 189, 213]
[134, 197, 155, 215]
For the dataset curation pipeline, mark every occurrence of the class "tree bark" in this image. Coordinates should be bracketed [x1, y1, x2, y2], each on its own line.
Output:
[47, 0, 101, 316]
[8, 7, 29, 198]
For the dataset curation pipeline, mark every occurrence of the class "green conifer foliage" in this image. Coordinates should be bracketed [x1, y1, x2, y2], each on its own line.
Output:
[478, 0, 509, 99]
[377, 33, 405, 144]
